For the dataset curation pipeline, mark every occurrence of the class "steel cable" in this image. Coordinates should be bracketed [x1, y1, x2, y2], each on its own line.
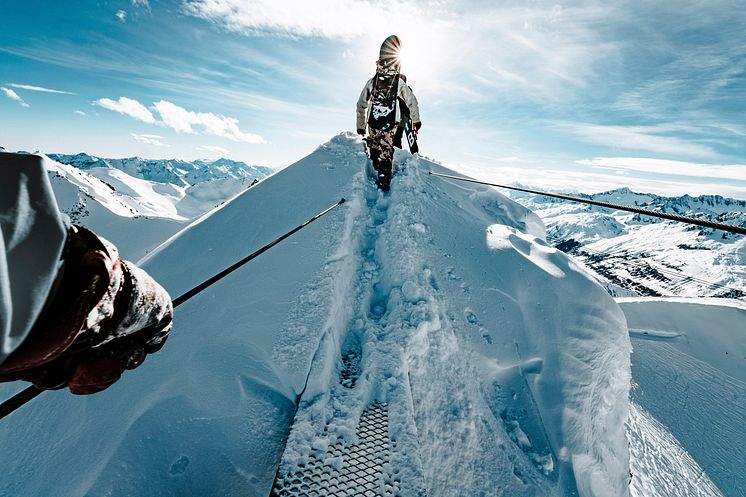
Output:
[429, 172, 746, 236]
[0, 198, 346, 421]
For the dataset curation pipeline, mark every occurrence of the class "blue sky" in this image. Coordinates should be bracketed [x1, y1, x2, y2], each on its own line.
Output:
[1, 0, 745, 197]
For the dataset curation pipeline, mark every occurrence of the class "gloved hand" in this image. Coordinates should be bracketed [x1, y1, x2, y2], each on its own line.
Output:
[357, 128, 366, 136]
[27, 312, 171, 394]
[67, 259, 173, 394]
[413, 122, 422, 133]
[0, 226, 173, 394]
[67, 314, 171, 394]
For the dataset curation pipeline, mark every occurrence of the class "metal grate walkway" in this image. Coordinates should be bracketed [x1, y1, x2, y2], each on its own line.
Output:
[271, 403, 398, 497]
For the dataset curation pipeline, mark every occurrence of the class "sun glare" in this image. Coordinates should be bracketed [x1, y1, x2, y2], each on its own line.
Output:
[394, 27, 444, 87]
[356, 23, 448, 93]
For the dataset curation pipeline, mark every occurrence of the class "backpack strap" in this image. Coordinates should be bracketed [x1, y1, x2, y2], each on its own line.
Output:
[368, 72, 400, 131]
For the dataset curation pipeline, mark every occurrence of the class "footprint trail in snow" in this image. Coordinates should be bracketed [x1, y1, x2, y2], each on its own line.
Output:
[271, 147, 629, 497]
[272, 163, 428, 497]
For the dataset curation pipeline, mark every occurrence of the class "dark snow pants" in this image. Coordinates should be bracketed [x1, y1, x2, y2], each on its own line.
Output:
[366, 128, 396, 192]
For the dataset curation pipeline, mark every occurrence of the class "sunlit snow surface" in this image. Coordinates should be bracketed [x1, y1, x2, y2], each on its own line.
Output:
[627, 402, 723, 497]
[44, 155, 267, 260]
[12, 134, 737, 497]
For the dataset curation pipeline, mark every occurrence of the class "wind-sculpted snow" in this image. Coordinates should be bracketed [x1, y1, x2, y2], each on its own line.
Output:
[397, 161, 631, 496]
[0, 133, 631, 497]
[275, 141, 632, 496]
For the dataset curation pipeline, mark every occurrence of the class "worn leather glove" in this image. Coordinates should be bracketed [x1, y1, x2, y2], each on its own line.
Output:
[27, 309, 171, 394]
[65, 260, 172, 394]
[0, 226, 172, 394]
[413, 122, 422, 133]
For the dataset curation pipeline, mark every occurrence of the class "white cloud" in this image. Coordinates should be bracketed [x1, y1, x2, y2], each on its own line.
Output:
[93, 95, 265, 144]
[151, 100, 194, 133]
[557, 122, 716, 159]
[116, 10, 127, 22]
[578, 157, 746, 181]
[132, 0, 151, 11]
[198, 145, 231, 155]
[94, 96, 156, 123]
[8, 83, 75, 95]
[182, 0, 427, 39]
[153, 100, 266, 143]
[454, 162, 746, 199]
[74, 110, 87, 116]
[132, 133, 168, 146]
[1, 87, 29, 107]
[179, 0, 616, 103]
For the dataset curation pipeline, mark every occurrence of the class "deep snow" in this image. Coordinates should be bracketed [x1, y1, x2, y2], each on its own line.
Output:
[620, 297, 746, 497]
[274, 143, 632, 497]
[0, 134, 633, 497]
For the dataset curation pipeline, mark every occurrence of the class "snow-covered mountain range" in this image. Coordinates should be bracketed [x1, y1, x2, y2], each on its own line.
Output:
[48, 152, 273, 187]
[510, 188, 746, 300]
[0, 135, 743, 497]
[43, 153, 273, 260]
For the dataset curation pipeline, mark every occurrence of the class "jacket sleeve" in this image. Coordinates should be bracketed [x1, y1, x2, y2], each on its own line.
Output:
[356, 79, 373, 131]
[399, 82, 420, 124]
[0, 153, 67, 366]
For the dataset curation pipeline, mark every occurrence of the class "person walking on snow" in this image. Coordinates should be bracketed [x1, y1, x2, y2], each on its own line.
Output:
[357, 35, 421, 192]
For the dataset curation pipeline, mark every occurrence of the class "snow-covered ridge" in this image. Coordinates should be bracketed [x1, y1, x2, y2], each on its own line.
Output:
[48, 152, 274, 187]
[0, 134, 632, 497]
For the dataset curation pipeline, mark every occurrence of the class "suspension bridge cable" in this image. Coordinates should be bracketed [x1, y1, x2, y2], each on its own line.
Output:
[0, 198, 346, 421]
[428, 172, 746, 236]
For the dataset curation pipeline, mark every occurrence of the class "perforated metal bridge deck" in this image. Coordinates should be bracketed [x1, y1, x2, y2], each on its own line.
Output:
[271, 403, 400, 497]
